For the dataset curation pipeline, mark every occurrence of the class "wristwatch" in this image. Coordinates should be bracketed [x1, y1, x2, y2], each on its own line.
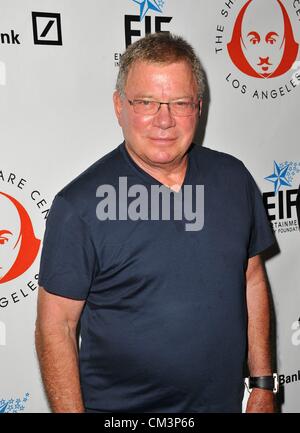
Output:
[248, 373, 279, 393]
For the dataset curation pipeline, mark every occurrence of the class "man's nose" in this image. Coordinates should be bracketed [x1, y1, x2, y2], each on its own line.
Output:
[152, 103, 176, 129]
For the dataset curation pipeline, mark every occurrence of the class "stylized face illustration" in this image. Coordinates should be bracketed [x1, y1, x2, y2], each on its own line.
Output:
[241, 0, 284, 77]
[0, 192, 40, 284]
[0, 195, 21, 280]
[227, 0, 299, 79]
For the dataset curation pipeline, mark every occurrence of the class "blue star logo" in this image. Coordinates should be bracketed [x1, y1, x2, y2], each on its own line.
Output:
[132, 0, 164, 21]
[0, 402, 8, 413]
[265, 161, 291, 193]
[0, 393, 30, 413]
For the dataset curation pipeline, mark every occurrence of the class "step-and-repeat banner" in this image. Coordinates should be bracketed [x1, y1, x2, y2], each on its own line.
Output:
[0, 0, 299, 413]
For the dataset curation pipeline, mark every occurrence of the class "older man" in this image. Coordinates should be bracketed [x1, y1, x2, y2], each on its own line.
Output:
[35, 33, 276, 413]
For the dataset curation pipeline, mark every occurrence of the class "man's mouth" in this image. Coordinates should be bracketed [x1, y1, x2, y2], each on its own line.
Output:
[149, 137, 177, 142]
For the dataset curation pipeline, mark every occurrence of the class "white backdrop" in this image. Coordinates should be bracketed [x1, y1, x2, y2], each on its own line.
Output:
[0, 0, 299, 413]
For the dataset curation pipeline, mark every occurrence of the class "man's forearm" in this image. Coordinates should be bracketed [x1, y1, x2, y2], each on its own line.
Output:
[245, 255, 276, 413]
[35, 323, 84, 413]
[246, 258, 272, 376]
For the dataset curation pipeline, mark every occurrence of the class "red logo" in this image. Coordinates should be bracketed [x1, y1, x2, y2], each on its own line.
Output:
[227, 0, 299, 78]
[0, 192, 40, 284]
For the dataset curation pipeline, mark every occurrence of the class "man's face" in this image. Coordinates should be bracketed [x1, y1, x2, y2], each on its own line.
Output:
[0, 195, 21, 280]
[241, 0, 285, 77]
[114, 61, 200, 168]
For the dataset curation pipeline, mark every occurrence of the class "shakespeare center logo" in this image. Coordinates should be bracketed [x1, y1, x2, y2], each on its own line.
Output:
[262, 160, 300, 234]
[114, 0, 172, 66]
[0, 393, 30, 413]
[215, 0, 300, 99]
[0, 170, 50, 309]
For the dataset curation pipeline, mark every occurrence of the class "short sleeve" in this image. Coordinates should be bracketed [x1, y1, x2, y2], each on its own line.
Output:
[245, 168, 276, 258]
[38, 194, 96, 300]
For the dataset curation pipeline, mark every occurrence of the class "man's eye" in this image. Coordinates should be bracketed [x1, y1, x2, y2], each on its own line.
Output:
[250, 38, 259, 45]
[136, 100, 152, 106]
[174, 101, 189, 107]
[0, 237, 8, 245]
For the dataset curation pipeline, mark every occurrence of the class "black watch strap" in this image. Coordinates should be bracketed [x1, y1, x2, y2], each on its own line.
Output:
[249, 374, 278, 393]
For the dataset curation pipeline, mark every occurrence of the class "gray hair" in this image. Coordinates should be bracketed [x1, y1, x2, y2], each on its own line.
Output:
[116, 32, 205, 99]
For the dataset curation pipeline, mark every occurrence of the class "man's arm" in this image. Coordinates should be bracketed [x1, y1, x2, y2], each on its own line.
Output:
[35, 287, 85, 413]
[245, 254, 276, 413]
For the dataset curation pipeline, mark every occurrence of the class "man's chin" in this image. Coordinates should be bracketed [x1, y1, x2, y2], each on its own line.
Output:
[145, 151, 183, 166]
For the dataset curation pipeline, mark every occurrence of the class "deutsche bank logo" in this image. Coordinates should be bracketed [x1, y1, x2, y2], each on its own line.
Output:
[32, 12, 62, 46]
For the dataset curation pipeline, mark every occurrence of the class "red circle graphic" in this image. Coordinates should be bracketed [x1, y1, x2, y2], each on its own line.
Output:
[227, 0, 299, 78]
[0, 192, 40, 284]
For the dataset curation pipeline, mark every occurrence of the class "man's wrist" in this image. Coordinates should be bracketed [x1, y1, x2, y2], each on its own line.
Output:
[248, 373, 278, 393]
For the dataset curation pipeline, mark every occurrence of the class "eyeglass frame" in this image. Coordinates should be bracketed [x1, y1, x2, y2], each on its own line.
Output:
[125, 95, 201, 117]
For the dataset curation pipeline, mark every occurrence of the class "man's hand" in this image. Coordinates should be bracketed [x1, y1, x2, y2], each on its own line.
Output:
[246, 388, 276, 413]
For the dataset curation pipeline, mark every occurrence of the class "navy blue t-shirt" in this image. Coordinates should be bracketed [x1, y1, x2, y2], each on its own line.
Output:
[39, 143, 275, 413]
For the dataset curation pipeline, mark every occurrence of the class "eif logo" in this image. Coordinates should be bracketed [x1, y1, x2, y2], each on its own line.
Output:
[125, 0, 172, 47]
[263, 160, 300, 234]
[32, 12, 62, 46]
[0, 321, 6, 346]
[0, 393, 30, 413]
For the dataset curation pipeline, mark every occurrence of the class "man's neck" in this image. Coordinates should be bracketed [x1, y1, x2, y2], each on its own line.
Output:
[125, 144, 188, 192]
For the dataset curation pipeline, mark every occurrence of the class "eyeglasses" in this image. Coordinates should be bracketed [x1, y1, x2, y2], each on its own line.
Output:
[126, 97, 200, 117]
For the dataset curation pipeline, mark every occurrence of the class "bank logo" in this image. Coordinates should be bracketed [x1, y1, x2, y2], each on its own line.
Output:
[0, 192, 40, 285]
[32, 12, 62, 46]
[0, 393, 30, 413]
[215, 0, 300, 99]
[132, 0, 165, 21]
[227, 0, 299, 79]
[0, 30, 20, 45]
[265, 161, 300, 194]
[263, 160, 300, 234]
[278, 370, 300, 386]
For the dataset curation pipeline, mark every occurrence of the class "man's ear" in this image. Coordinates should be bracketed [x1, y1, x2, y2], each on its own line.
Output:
[113, 91, 123, 126]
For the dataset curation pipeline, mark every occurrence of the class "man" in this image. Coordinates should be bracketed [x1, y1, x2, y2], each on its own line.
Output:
[35, 33, 276, 413]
